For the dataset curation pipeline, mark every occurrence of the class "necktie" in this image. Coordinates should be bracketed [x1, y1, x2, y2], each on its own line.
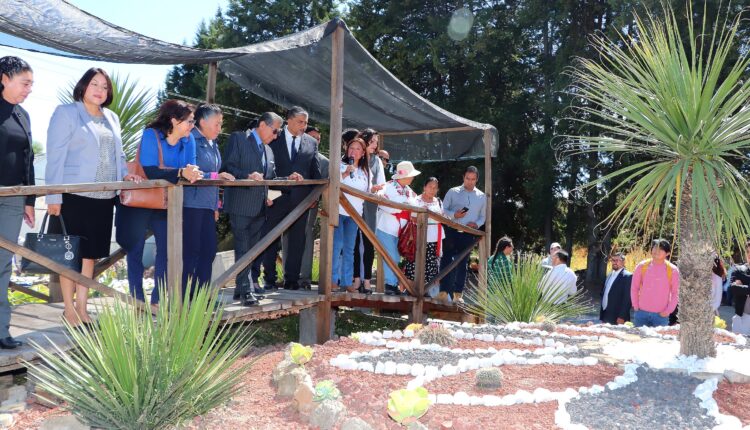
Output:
[291, 136, 297, 162]
[257, 141, 266, 172]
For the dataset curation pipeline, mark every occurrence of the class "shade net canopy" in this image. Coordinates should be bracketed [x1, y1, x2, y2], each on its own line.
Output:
[0, 1, 497, 161]
[219, 20, 497, 162]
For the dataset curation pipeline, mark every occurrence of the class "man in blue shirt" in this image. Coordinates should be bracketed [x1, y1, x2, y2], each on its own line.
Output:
[438, 166, 487, 303]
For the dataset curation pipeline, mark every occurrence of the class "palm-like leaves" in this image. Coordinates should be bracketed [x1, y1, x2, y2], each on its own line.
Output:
[461, 254, 592, 323]
[57, 73, 156, 161]
[566, 5, 750, 247]
[27, 286, 254, 430]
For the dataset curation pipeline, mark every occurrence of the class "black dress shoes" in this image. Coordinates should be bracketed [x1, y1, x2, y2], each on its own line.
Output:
[385, 284, 401, 296]
[0, 336, 22, 349]
[242, 292, 260, 306]
[284, 281, 300, 291]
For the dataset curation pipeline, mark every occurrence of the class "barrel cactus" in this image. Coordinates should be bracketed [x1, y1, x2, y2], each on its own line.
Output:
[475, 367, 503, 389]
[541, 320, 556, 333]
[416, 323, 455, 347]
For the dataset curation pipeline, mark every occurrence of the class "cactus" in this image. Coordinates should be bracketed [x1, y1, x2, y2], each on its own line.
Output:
[416, 323, 455, 346]
[387, 387, 431, 425]
[475, 367, 503, 389]
[541, 320, 556, 333]
[289, 342, 313, 366]
[313, 380, 340, 402]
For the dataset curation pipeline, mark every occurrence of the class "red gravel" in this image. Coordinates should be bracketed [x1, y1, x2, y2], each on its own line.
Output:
[8, 336, 612, 430]
[424, 364, 623, 398]
[715, 380, 750, 426]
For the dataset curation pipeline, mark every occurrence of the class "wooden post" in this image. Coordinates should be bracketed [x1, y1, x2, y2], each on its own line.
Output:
[206, 62, 218, 103]
[316, 23, 345, 344]
[410, 212, 428, 323]
[167, 185, 183, 304]
[47, 274, 63, 303]
[478, 129, 493, 297]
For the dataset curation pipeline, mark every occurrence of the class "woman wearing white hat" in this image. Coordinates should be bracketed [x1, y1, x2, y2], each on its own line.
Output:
[376, 160, 420, 295]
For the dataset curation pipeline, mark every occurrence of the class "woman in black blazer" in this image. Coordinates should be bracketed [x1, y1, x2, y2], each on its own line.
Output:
[0, 56, 35, 349]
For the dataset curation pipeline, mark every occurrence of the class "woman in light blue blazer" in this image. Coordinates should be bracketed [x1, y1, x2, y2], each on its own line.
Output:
[45, 68, 141, 329]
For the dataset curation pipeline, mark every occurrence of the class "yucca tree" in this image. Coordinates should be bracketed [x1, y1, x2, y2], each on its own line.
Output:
[567, 4, 750, 357]
[57, 73, 156, 160]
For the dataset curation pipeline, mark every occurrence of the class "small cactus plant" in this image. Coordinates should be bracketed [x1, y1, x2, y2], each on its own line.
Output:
[475, 367, 503, 389]
[290, 342, 314, 366]
[541, 320, 556, 333]
[416, 323, 455, 347]
[313, 380, 340, 402]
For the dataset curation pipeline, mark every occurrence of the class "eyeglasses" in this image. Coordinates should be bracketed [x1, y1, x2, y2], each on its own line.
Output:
[181, 119, 195, 125]
[383, 158, 390, 163]
[271, 128, 280, 135]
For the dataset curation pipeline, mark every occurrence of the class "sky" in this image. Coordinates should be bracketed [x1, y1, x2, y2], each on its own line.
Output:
[0, 0, 228, 147]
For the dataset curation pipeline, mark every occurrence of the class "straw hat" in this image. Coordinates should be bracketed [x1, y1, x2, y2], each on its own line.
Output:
[392, 161, 421, 180]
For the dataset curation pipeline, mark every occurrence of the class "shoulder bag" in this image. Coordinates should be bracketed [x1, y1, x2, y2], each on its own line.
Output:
[120, 129, 168, 209]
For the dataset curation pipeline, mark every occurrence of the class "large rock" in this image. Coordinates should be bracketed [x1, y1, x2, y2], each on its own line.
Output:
[277, 367, 311, 397]
[309, 399, 346, 430]
[0, 413, 14, 428]
[341, 417, 374, 430]
[293, 379, 317, 416]
[39, 415, 90, 430]
[725, 369, 750, 384]
[272, 359, 299, 386]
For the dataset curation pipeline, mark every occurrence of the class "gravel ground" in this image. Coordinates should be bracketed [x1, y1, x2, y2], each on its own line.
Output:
[355, 348, 497, 367]
[566, 366, 718, 430]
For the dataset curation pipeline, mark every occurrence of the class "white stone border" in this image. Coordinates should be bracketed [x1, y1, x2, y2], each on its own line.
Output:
[693, 378, 745, 430]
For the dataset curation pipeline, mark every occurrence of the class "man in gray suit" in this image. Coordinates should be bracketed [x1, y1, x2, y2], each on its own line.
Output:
[222, 112, 281, 306]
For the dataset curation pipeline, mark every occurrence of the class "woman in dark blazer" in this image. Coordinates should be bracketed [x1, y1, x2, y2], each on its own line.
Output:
[45, 67, 142, 329]
[116, 100, 202, 305]
[182, 104, 234, 296]
[0, 56, 35, 349]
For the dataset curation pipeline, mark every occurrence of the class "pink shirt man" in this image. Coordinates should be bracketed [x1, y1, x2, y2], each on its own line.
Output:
[631, 259, 680, 315]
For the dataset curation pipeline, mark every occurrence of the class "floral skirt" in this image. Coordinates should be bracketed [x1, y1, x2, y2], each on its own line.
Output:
[404, 242, 440, 284]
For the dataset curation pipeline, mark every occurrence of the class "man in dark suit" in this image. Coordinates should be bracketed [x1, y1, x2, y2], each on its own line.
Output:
[298, 126, 328, 289]
[222, 112, 281, 306]
[600, 252, 633, 325]
[260, 106, 321, 290]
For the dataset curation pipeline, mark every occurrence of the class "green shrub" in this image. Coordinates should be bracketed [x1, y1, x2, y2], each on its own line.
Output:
[27, 285, 254, 430]
[461, 254, 593, 323]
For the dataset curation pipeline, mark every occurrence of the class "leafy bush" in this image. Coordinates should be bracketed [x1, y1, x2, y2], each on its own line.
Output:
[461, 254, 593, 323]
[27, 285, 254, 430]
[387, 387, 431, 425]
[313, 380, 341, 402]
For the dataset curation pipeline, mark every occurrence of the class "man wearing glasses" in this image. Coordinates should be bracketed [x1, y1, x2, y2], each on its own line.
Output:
[222, 112, 281, 306]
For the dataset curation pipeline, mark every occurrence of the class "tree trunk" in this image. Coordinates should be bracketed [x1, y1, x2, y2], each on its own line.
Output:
[677, 179, 716, 358]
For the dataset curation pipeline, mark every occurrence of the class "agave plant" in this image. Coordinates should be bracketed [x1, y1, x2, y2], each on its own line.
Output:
[27, 285, 254, 430]
[567, 4, 750, 357]
[461, 253, 592, 323]
[57, 72, 156, 160]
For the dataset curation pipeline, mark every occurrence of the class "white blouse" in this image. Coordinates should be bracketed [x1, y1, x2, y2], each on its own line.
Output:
[415, 195, 443, 243]
[376, 180, 417, 236]
[339, 164, 370, 217]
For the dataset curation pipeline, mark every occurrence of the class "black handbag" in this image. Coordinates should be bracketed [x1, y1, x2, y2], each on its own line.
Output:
[21, 214, 82, 274]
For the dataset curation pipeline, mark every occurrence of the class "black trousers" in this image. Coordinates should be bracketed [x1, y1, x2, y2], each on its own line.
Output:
[260, 210, 308, 285]
[229, 212, 266, 294]
[353, 229, 375, 280]
[732, 284, 750, 316]
[439, 226, 476, 295]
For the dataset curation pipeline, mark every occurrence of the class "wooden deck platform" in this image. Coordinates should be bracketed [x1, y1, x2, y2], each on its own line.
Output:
[0, 287, 464, 373]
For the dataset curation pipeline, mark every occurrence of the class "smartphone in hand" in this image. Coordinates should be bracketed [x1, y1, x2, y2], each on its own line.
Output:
[460, 207, 469, 214]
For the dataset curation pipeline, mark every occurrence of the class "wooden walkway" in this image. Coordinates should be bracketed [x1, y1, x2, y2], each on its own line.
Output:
[0, 287, 463, 373]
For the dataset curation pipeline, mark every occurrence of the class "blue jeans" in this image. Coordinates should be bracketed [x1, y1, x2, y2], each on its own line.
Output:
[376, 229, 400, 286]
[634, 310, 669, 327]
[331, 215, 358, 287]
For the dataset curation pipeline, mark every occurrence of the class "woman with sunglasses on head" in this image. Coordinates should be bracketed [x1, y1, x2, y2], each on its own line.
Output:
[352, 129, 386, 293]
[46, 67, 143, 329]
[0, 56, 35, 348]
[332, 137, 371, 293]
[116, 100, 202, 305]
